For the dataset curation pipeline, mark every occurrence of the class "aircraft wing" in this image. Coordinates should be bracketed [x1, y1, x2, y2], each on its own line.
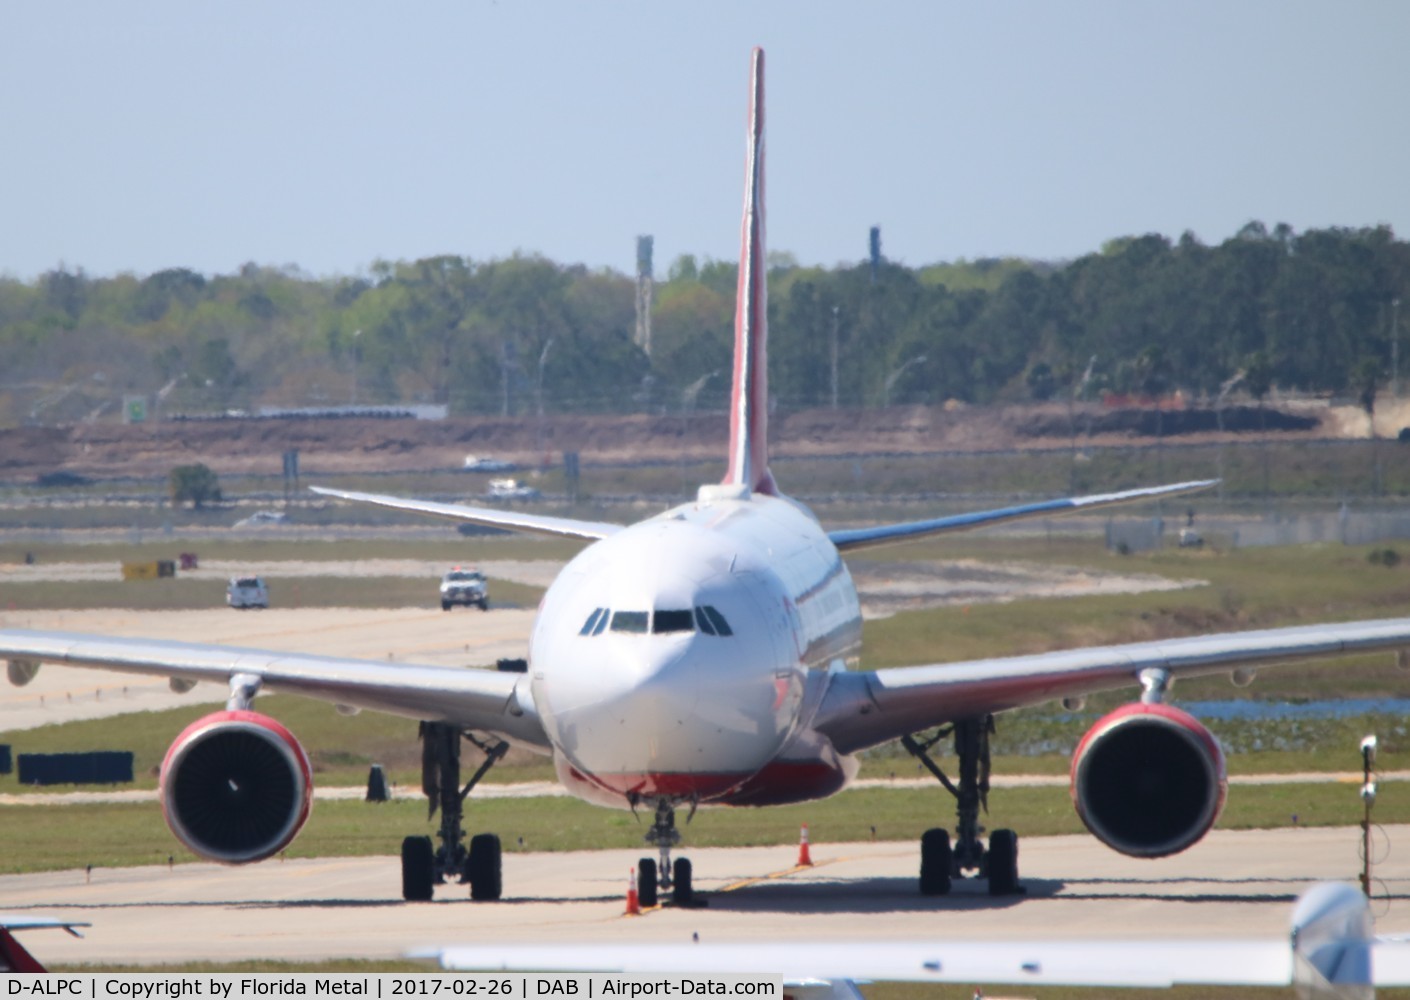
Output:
[827, 479, 1216, 553]
[813, 617, 1410, 754]
[309, 486, 622, 542]
[421, 883, 1410, 996]
[422, 939, 1292, 988]
[0, 629, 549, 749]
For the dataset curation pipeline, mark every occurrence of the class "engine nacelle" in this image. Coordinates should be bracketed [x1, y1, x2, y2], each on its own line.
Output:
[159, 710, 313, 864]
[1070, 702, 1226, 859]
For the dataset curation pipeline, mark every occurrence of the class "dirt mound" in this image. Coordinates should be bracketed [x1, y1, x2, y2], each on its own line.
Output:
[1016, 404, 1319, 438]
[0, 401, 1339, 482]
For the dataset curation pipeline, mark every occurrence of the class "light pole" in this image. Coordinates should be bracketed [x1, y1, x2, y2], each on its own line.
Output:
[883, 355, 927, 408]
[534, 337, 556, 463]
[1392, 298, 1401, 400]
[1215, 369, 1245, 504]
[535, 337, 555, 419]
[1068, 355, 1097, 493]
[350, 329, 362, 405]
[830, 306, 840, 410]
[682, 370, 720, 414]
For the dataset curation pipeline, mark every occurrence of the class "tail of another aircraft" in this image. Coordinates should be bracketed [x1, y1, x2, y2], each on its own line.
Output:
[0, 917, 88, 973]
[0, 926, 46, 973]
[723, 47, 777, 497]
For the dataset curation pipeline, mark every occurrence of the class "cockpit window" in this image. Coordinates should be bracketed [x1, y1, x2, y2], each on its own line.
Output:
[581, 607, 729, 638]
[610, 610, 649, 634]
[653, 609, 694, 634]
[579, 608, 606, 636]
[701, 605, 733, 636]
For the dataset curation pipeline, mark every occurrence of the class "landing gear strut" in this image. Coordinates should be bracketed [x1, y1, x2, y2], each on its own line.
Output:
[401, 721, 507, 902]
[635, 797, 697, 908]
[903, 715, 1021, 897]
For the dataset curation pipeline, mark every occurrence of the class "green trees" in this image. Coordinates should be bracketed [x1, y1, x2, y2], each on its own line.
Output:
[0, 223, 1407, 427]
[169, 463, 222, 508]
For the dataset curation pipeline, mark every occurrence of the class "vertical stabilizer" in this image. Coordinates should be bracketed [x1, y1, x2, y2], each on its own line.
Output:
[724, 47, 777, 496]
[0, 927, 50, 973]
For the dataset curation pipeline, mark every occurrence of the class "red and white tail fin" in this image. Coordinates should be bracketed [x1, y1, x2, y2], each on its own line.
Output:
[0, 927, 50, 973]
[724, 47, 777, 497]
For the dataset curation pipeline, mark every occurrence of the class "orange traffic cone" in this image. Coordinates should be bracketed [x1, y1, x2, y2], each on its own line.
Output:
[625, 867, 641, 915]
[797, 824, 813, 867]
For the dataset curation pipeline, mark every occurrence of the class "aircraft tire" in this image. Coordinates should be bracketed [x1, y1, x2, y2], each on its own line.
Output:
[919, 828, 952, 896]
[671, 857, 693, 905]
[637, 858, 658, 908]
[467, 833, 503, 901]
[401, 835, 435, 901]
[987, 829, 1019, 896]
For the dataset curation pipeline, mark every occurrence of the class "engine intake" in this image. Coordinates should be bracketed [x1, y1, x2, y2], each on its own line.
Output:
[160, 710, 313, 864]
[1070, 702, 1226, 859]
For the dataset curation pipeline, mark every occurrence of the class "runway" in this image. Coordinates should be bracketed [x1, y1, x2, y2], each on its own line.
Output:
[3, 825, 1408, 968]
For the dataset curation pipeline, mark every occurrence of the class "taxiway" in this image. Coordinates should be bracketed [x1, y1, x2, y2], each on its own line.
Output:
[1, 826, 1406, 968]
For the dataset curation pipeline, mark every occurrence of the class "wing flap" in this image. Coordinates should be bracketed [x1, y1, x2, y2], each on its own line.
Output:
[0, 628, 548, 749]
[423, 940, 1291, 987]
[815, 617, 1410, 754]
[309, 486, 622, 542]
[828, 479, 1217, 552]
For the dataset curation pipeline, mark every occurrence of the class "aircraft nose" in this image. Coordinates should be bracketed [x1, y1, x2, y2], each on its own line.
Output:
[538, 635, 702, 765]
[603, 639, 700, 726]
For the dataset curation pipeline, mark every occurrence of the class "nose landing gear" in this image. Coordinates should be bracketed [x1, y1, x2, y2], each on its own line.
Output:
[903, 715, 1022, 897]
[636, 797, 700, 908]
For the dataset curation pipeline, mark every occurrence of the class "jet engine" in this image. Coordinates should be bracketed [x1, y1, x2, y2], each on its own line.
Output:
[159, 710, 313, 864]
[1070, 702, 1226, 859]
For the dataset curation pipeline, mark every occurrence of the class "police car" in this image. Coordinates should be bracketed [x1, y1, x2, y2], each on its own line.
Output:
[440, 567, 489, 611]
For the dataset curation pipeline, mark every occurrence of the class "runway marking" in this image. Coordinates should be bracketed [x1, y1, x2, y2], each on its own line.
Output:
[719, 856, 846, 893]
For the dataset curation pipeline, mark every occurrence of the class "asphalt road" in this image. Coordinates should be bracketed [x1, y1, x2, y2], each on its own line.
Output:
[2, 825, 1406, 968]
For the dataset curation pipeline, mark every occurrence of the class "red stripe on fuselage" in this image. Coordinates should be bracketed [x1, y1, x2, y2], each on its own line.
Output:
[563, 759, 852, 808]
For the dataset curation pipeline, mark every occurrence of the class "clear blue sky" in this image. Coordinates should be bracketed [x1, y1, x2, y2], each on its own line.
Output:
[2, 1, 1407, 281]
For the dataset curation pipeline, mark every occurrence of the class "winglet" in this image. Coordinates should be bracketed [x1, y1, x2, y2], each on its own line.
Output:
[0, 917, 88, 973]
[723, 47, 777, 497]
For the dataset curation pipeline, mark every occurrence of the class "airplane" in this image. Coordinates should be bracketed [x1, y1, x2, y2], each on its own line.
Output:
[5, 47, 1410, 909]
[0, 916, 89, 973]
[420, 882, 1410, 999]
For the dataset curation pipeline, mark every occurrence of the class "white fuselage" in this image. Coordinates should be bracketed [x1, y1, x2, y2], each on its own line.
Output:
[527, 487, 862, 808]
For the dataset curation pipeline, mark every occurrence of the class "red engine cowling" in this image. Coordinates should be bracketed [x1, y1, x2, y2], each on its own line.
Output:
[159, 710, 313, 864]
[1070, 702, 1226, 859]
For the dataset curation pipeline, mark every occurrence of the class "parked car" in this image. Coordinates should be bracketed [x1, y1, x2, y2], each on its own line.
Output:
[226, 576, 269, 609]
[485, 478, 541, 501]
[463, 455, 515, 472]
[233, 510, 288, 528]
[440, 567, 489, 611]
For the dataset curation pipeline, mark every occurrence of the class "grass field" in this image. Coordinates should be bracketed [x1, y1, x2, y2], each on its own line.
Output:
[2, 530, 1410, 863]
[1, 777, 1399, 874]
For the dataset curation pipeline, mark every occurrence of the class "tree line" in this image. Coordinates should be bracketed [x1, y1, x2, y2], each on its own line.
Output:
[1, 222, 1406, 426]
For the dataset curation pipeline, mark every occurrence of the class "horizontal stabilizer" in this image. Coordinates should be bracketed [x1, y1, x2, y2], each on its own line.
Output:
[310, 486, 621, 542]
[828, 479, 1217, 552]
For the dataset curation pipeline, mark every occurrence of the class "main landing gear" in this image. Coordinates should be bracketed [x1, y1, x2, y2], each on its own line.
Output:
[634, 797, 700, 908]
[401, 721, 508, 902]
[903, 715, 1021, 897]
